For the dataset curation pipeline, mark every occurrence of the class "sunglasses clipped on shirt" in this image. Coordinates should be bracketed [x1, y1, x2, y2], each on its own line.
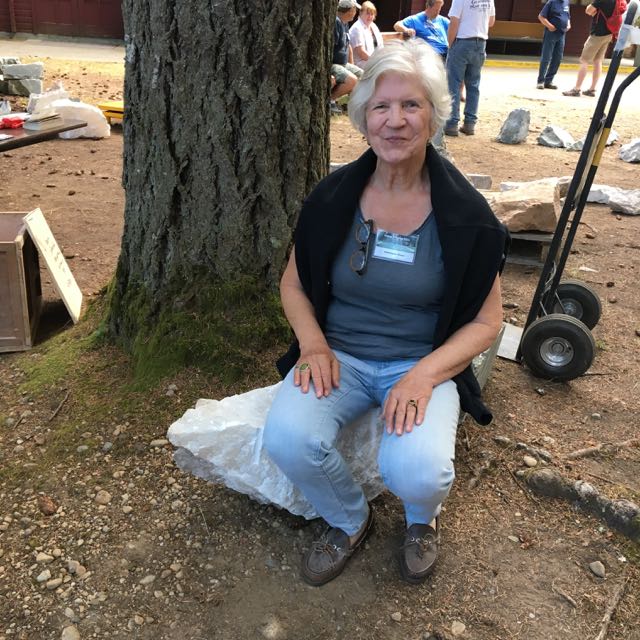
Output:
[349, 218, 374, 276]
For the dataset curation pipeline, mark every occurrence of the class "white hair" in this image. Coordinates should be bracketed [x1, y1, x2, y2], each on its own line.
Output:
[347, 39, 451, 135]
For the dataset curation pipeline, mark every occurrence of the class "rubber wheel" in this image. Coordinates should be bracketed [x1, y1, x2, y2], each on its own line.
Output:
[521, 314, 595, 381]
[552, 280, 602, 330]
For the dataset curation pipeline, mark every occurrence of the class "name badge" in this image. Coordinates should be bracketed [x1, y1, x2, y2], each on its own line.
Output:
[372, 229, 419, 264]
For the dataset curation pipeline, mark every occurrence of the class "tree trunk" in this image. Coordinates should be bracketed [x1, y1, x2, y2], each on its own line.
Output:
[108, 0, 333, 381]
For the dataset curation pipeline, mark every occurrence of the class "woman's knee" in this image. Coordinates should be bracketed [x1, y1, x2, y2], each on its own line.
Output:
[382, 452, 455, 503]
[263, 411, 324, 471]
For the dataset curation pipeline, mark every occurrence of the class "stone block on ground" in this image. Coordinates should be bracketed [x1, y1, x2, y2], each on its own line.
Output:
[466, 173, 492, 190]
[0, 77, 43, 97]
[588, 185, 640, 214]
[500, 176, 571, 199]
[167, 345, 500, 518]
[497, 108, 530, 145]
[537, 124, 575, 148]
[619, 138, 640, 163]
[0, 62, 44, 79]
[567, 129, 619, 152]
[486, 180, 561, 233]
[0, 57, 20, 66]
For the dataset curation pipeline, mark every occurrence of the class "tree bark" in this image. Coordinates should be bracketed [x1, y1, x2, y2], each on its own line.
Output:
[108, 0, 333, 379]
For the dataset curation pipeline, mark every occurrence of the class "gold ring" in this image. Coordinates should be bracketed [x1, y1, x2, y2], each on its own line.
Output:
[298, 363, 310, 372]
[407, 399, 418, 409]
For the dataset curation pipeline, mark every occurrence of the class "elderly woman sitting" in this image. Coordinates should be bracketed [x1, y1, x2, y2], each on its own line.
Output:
[263, 40, 508, 587]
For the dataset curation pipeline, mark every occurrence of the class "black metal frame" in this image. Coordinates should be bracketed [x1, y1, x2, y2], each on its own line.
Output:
[517, 2, 640, 361]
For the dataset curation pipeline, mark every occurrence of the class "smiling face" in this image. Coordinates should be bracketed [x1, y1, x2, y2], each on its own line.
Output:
[362, 7, 376, 25]
[365, 73, 433, 167]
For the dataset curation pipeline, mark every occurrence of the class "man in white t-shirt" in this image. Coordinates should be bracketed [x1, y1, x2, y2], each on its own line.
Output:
[444, 0, 495, 137]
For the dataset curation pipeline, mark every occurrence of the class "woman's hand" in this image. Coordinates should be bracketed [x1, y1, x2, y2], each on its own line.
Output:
[383, 365, 434, 436]
[294, 343, 340, 398]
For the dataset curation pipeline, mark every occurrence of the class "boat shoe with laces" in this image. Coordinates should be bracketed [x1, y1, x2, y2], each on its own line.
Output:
[398, 518, 440, 584]
[301, 508, 374, 586]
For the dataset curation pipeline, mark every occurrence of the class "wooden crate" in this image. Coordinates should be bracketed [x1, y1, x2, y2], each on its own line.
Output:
[0, 213, 42, 352]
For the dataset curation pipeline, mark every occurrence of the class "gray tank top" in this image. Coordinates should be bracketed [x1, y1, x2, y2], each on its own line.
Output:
[325, 208, 445, 360]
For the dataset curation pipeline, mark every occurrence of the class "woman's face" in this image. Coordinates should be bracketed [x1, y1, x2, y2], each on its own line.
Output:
[362, 9, 375, 25]
[365, 73, 433, 167]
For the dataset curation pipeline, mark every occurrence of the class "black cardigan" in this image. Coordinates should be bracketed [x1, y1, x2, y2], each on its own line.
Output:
[277, 144, 510, 425]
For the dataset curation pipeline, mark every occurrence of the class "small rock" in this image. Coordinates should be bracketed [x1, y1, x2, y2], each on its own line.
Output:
[535, 387, 545, 396]
[64, 607, 77, 621]
[68, 190, 76, 196]
[150, 438, 169, 448]
[102, 442, 113, 453]
[61, 626, 80, 640]
[391, 612, 402, 622]
[36, 569, 52, 582]
[36, 552, 54, 563]
[503, 302, 519, 309]
[608, 296, 617, 304]
[95, 490, 112, 505]
[606, 281, 615, 288]
[46, 577, 63, 589]
[589, 561, 606, 578]
[134, 615, 144, 626]
[523, 455, 538, 467]
[636, 329, 640, 337]
[122, 505, 133, 514]
[139, 574, 156, 586]
[585, 232, 596, 239]
[76, 445, 89, 454]
[508, 535, 520, 543]
[451, 620, 466, 636]
[259, 616, 283, 639]
[591, 413, 602, 420]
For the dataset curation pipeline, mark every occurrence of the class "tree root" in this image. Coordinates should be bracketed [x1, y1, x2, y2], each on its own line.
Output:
[565, 439, 639, 461]
[594, 578, 628, 640]
[524, 468, 640, 541]
[493, 435, 553, 462]
[468, 455, 496, 489]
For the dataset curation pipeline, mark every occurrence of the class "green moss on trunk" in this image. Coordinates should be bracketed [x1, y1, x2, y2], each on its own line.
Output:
[106, 275, 290, 386]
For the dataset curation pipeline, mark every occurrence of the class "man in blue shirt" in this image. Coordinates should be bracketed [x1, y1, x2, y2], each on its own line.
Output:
[393, 0, 450, 60]
[537, 0, 571, 89]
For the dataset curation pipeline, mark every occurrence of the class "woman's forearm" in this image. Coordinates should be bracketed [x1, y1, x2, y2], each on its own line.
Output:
[280, 251, 328, 351]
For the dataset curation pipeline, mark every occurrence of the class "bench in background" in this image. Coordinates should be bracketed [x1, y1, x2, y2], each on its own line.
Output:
[488, 20, 544, 56]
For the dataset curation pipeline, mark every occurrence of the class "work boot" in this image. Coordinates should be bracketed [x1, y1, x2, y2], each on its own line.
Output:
[398, 518, 440, 585]
[444, 125, 459, 137]
[301, 508, 374, 586]
[460, 121, 476, 135]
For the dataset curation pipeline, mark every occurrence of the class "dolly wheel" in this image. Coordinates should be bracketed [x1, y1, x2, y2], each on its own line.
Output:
[521, 314, 595, 381]
[552, 280, 602, 329]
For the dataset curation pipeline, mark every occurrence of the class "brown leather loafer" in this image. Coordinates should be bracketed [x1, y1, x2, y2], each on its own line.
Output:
[301, 508, 374, 586]
[398, 518, 440, 585]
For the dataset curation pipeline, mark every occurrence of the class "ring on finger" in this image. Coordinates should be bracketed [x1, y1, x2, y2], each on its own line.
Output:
[298, 362, 311, 373]
[407, 399, 418, 409]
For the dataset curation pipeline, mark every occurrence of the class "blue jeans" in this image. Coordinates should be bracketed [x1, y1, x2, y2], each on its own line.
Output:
[263, 350, 460, 535]
[446, 38, 487, 128]
[537, 29, 566, 84]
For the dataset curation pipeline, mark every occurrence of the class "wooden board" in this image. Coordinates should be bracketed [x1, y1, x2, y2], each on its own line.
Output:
[23, 208, 82, 323]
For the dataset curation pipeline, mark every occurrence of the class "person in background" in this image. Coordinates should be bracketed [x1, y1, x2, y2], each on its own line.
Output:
[563, 1, 620, 97]
[264, 40, 508, 587]
[537, 0, 571, 90]
[444, 0, 495, 137]
[331, 0, 363, 114]
[393, 0, 450, 62]
[350, 1, 384, 70]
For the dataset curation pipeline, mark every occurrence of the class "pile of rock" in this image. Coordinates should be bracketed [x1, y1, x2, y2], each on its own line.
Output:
[0, 57, 44, 96]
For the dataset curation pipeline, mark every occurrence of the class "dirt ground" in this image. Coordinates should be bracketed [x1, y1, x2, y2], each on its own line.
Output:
[0, 58, 639, 640]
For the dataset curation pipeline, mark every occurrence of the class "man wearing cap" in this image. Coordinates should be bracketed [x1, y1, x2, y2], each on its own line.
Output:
[393, 0, 450, 61]
[444, 0, 496, 137]
[331, 0, 363, 110]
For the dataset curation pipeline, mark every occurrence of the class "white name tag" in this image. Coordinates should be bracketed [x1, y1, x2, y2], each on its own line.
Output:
[372, 229, 419, 264]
